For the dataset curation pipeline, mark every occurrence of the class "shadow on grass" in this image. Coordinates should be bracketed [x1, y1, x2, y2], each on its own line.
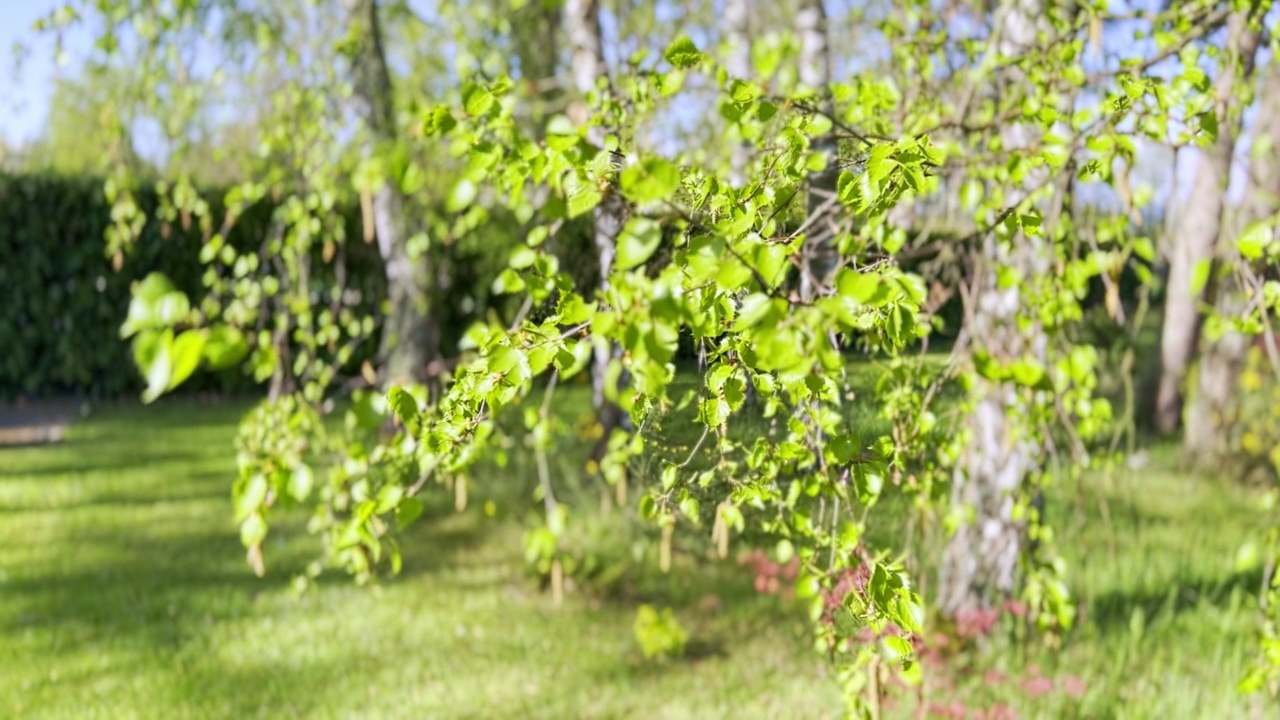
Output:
[1078, 566, 1264, 636]
[1, 450, 213, 479]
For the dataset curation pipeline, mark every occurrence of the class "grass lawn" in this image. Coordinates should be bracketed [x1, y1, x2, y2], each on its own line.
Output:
[1, 399, 838, 719]
[1, 392, 1277, 718]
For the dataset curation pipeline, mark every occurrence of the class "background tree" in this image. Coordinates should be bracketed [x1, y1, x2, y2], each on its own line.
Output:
[795, 0, 838, 302]
[343, 0, 440, 388]
[1155, 7, 1259, 437]
[723, 0, 752, 188]
[23, 72, 148, 176]
[934, 0, 1061, 618]
[565, 0, 631, 459]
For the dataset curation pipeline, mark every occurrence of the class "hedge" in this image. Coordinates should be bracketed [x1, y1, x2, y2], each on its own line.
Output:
[0, 172, 759, 400]
[0, 173, 385, 399]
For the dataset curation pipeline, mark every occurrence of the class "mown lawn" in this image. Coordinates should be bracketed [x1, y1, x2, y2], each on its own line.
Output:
[1, 394, 1276, 718]
[0, 399, 837, 719]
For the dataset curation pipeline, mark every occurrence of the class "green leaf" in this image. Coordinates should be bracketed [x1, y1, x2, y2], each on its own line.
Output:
[620, 157, 681, 203]
[663, 36, 703, 68]
[567, 186, 602, 218]
[828, 434, 858, 464]
[545, 115, 579, 150]
[836, 170, 859, 206]
[836, 268, 882, 304]
[289, 463, 314, 502]
[723, 377, 746, 410]
[239, 513, 267, 547]
[375, 484, 404, 514]
[775, 539, 794, 563]
[715, 258, 754, 290]
[1132, 237, 1156, 263]
[235, 473, 269, 522]
[463, 83, 495, 116]
[387, 386, 420, 427]
[1190, 258, 1212, 295]
[446, 179, 477, 213]
[751, 243, 790, 288]
[973, 352, 1008, 381]
[655, 69, 686, 96]
[1197, 110, 1218, 142]
[139, 329, 173, 404]
[1237, 222, 1271, 260]
[422, 106, 456, 135]
[883, 635, 913, 661]
[121, 272, 190, 338]
[887, 304, 915, 346]
[734, 293, 776, 330]
[203, 326, 249, 370]
[638, 494, 658, 520]
[397, 497, 424, 529]
[167, 329, 207, 391]
[1009, 358, 1048, 389]
[492, 267, 527, 294]
[728, 79, 758, 103]
[616, 217, 663, 270]
[701, 397, 730, 426]
[866, 143, 894, 184]
[556, 292, 592, 325]
[678, 495, 700, 524]
[509, 245, 538, 269]
[1042, 144, 1069, 168]
[1019, 213, 1042, 236]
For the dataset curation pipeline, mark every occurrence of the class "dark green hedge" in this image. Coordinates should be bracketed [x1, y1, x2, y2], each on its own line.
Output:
[0, 174, 384, 399]
[0, 172, 635, 400]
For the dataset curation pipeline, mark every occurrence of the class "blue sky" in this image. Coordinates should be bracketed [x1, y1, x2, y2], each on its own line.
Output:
[0, 0, 86, 145]
[0, 0, 1261, 211]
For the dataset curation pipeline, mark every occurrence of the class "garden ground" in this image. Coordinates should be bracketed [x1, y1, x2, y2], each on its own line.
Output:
[0, 394, 1275, 718]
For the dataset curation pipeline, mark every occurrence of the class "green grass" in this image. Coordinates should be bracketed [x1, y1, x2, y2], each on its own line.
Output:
[911, 450, 1276, 719]
[0, 399, 839, 719]
[1, 393, 1277, 718]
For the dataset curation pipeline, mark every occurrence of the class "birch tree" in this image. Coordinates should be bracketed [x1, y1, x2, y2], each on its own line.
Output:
[1155, 9, 1260, 436]
[344, 0, 440, 388]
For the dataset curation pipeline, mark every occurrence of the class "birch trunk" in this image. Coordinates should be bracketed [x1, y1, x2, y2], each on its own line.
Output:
[343, 0, 439, 388]
[1155, 11, 1258, 435]
[564, 0, 629, 446]
[796, 0, 838, 301]
[1185, 39, 1274, 458]
[937, 0, 1050, 615]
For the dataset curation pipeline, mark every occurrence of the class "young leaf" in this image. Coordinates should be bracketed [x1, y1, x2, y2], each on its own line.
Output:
[616, 217, 663, 270]
[463, 83, 495, 116]
[397, 498, 425, 529]
[203, 326, 249, 370]
[140, 329, 173, 404]
[836, 268, 882, 304]
[387, 386, 420, 428]
[620, 157, 681, 203]
[663, 36, 703, 68]
[166, 329, 207, 392]
[567, 186, 603, 218]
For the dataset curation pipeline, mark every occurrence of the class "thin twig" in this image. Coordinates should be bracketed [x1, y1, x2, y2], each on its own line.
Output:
[537, 371, 561, 513]
[678, 425, 712, 469]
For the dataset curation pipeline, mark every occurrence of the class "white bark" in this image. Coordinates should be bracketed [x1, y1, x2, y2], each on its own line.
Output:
[796, 0, 838, 301]
[1185, 42, 1275, 457]
[343, 0, 438, 388]
[564, 0, 628, 437]
[937, 0, 1051, 615]
[1156, 10, 1258, 435]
